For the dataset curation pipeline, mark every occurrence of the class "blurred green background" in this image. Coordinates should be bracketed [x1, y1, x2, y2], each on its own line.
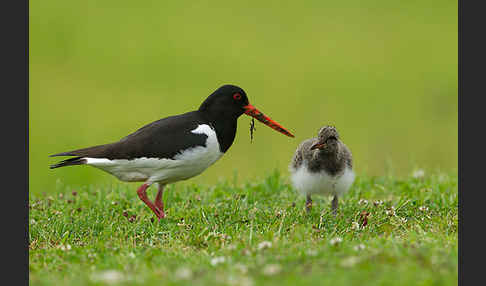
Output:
[30, 0, 457, 195]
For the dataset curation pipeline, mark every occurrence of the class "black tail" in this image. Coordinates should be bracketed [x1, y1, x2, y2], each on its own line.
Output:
[50, 157, 87, 169]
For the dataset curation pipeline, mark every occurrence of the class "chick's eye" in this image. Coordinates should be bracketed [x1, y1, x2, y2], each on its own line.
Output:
[233, 93, 242, 100]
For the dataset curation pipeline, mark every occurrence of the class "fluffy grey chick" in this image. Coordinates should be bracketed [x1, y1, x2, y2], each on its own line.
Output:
[289, 126, 355, 214]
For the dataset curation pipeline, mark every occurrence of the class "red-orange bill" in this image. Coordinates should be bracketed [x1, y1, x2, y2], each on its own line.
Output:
[243, 104, 294, 138]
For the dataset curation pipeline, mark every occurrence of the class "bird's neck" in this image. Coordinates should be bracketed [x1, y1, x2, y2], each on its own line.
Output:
[202, 111, 238, 153]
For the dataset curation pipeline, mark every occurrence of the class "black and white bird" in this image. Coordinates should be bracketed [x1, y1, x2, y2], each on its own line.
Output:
[289, 126, 354, 214]
[50, 85, 294, 220]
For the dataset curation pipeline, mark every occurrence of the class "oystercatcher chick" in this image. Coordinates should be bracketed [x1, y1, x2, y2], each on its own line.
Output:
[50, 85, 294, 220]
[289, 126, 354, 215]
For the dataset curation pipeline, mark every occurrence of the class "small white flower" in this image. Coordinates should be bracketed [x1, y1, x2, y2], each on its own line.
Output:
[91, 270, 124, 284]
[174, 267, 192, 280]
[221, 233, 231, 241]
[88, 253, 97, 258]
[418, 206, 429, 212]
[438, 174, 448, 183]
[257, 241, 272, 250]
[340, 256, 360, 267]
[412, 169, 425, 179]
[59, 244, 71, 251]
[358, 199, 368, 205]
[262, 264, 281, 276]
[353, 244, 366, 251]
[30, 219, 36, 225]
[351, 221, 360, 230]
[329, 237, 343, 246]
[228, 275, 254, 286]
[385, 206, 396, 216]
[210, 256, 226, 266]
[373, 200, 384, 207]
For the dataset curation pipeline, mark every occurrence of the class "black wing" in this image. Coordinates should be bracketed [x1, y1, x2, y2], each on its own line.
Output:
[50, 111, 210, 160]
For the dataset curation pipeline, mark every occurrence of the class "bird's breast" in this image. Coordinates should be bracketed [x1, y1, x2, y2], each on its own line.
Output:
[290, 163, 355, 197]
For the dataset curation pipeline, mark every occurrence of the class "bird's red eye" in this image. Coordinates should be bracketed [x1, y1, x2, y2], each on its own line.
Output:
[233, 93, 242, 100]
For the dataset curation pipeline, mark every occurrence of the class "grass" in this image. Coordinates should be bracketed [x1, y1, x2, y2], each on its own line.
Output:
[29, 170, 458, 286]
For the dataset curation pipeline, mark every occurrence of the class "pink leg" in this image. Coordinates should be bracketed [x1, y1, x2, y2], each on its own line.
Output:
[136, 183, 163, 219]
[154, 184, 166, 220]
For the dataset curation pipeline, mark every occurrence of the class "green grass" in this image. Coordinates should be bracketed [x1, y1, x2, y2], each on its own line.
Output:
[29, 170, 457, 286]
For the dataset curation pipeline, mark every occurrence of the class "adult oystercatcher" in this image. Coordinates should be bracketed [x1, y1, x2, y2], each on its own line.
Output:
[289, 126, 354, 215]
[50, 85, 294, 220]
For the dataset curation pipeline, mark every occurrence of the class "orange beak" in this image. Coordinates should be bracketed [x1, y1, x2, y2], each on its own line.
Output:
[243, 104, 294, 138]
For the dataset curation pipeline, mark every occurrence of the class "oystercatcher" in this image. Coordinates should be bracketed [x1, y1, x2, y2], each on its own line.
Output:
[50, 85, 294, 220]
[289, 126, 354, 214]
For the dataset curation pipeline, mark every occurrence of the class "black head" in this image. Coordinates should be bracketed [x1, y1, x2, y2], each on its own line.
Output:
[310, 125, 340, 152]
[199, 85, 294, 137]
[199, 85, 250, 118]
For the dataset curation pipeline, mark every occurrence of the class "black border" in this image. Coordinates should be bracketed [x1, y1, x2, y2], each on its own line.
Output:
[459, 0, 485, 285]
[4, 0, 29, 284]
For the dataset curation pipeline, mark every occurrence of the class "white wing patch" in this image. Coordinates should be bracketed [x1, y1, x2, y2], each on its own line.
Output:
[290, 163, 355, 197]
[85, 124, 224, 183]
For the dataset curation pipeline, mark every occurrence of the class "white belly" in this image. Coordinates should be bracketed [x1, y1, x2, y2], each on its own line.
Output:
[84, 124, 224, 184]
[290, 164, 355, 197]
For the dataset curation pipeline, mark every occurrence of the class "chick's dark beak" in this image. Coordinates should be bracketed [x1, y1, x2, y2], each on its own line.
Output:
[243, 104, 294, 138]
[310, 142, 326, 150]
